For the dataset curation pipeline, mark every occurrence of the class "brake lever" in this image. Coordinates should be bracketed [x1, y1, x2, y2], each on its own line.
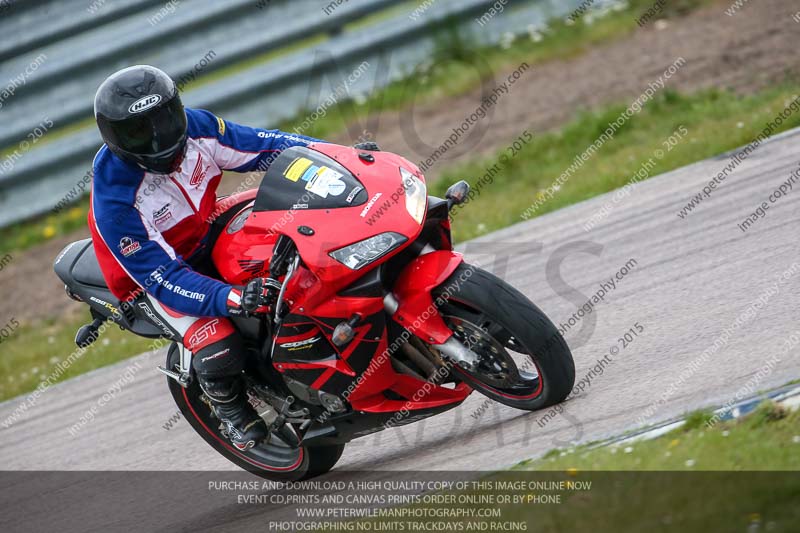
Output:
[264, 235, 296, 323]
[269, 235, 295, 278]
[274, 254, 300, 325]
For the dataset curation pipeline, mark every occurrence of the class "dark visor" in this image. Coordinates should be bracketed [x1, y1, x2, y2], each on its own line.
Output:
[106, 97, 186, 156]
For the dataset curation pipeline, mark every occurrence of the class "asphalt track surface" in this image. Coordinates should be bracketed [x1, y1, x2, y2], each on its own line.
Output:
[2, 128, 799, 531]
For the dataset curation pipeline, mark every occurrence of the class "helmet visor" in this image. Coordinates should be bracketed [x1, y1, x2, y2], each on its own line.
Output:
[105, 96, 186, 156]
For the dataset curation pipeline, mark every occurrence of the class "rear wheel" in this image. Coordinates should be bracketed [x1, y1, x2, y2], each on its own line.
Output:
[433, 264, 575, 410]
[165, 344, 344, 481]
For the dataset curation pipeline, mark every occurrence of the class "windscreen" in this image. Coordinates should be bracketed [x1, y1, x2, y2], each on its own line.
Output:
[253, 146, 368, 212]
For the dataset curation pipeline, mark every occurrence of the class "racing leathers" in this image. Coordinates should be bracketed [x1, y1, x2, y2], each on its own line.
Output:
[89, 107, 322, 449]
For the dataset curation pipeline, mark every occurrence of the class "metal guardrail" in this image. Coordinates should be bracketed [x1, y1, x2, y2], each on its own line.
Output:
[0, 0, 404, 151]
[1, 0, 302, 148]
[0, 0, 586, 227]
[0, 0, 166, 62]
[2, 0, 261, 97]
[0, 0, 395, 163]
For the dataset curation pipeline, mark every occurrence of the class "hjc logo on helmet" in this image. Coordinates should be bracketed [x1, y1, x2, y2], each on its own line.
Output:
[128, 94, 162, 114]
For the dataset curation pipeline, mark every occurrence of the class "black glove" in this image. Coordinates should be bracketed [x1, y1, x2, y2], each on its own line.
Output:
[226, 278, 274, 317]
[354, 141, 380, 152]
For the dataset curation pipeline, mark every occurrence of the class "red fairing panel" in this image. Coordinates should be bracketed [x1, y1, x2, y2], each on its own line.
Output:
[350, 377, 471, 414]
[213, 143, 426, 298]
[209, 143, 471, 414]
[392, 250, 464, 345]
[213, 189, 257, 220]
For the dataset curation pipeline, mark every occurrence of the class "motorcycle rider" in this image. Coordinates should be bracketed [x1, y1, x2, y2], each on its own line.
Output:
[89, 65, 325, 450]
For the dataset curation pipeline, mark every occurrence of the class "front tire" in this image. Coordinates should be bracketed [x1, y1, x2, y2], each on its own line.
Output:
[165, 344, 344, 481]
[433, 264, 575, 410]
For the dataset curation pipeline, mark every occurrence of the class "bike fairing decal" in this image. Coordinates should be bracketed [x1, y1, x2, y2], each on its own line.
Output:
[346, 186, 363, 204]
[280, 154, 349, 198]
[300, 164, 320, 183]
[284, 157, 314, 182]
[320, 168, 347, 196]
[274, 323, 347, 376]
[275, 328, 321, 344]
[306, 318, 382, 393]
[279, 358, 357, 377]
[279, 336, 321, 350]
[237, 259, 267, 276]
[89, 296, 117, 313]
[304, 167, 346, 198]
[360, 193, 383, 217]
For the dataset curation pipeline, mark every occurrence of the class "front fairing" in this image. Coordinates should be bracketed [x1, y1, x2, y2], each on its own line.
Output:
[243, 144, 426, 292]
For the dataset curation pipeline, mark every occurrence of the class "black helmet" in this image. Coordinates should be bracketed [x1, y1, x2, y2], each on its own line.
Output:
[94, 65, 187, 174]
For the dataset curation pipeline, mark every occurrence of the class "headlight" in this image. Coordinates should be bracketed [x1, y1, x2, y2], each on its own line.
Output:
[400, 167, 426, 225]
[329, 232, 408, 270]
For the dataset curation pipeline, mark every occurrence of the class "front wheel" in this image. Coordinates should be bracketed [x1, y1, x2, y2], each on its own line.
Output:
[433, 264, 575, 410]
[165, 344, 344, 481]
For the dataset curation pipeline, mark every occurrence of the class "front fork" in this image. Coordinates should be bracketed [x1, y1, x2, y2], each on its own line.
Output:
[388, 250, 480, 370]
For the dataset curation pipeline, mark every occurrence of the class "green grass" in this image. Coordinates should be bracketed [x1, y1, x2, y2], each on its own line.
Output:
[432, 85, 800, 241]
[681, 408, 716, 431]
[0, 314, 156, 402]
[506, 403, 800, 531]
[0, 0, 712, 256]
[527, 402, 800, 471]
[4, 85, 800, 401]
[0, 203, 89, 258]
[0, 0, 759, 401]
[183, 0, 422, 92]
[325, 403, 800, 533]
[0, 1, 415, 160]
[4, 84, 799, 402]
[291, 0, 713, 141]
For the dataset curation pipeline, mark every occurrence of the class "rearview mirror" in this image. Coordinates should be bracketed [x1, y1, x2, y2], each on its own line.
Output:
[445, 180, 470, 207]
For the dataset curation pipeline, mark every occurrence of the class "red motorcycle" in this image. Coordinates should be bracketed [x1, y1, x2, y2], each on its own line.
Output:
[54, 143, 575, 480]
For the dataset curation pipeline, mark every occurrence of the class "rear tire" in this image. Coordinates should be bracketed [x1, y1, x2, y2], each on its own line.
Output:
[165, 344, 344, 481]
[433, 264, 575, 410]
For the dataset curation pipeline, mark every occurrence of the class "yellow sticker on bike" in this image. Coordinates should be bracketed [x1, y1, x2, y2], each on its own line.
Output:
[284, 157, 313, 182]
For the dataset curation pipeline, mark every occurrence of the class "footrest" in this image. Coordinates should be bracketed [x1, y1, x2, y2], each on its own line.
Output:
[74, 318, 104, 348]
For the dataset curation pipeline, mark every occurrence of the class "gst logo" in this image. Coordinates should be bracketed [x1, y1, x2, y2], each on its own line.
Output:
[188, 319, 220, 347]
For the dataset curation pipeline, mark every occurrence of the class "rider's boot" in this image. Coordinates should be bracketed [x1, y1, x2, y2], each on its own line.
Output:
[199, 375, 268, 451]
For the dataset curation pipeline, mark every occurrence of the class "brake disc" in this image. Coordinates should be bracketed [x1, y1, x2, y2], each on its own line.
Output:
[443, 315, 521, 388]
